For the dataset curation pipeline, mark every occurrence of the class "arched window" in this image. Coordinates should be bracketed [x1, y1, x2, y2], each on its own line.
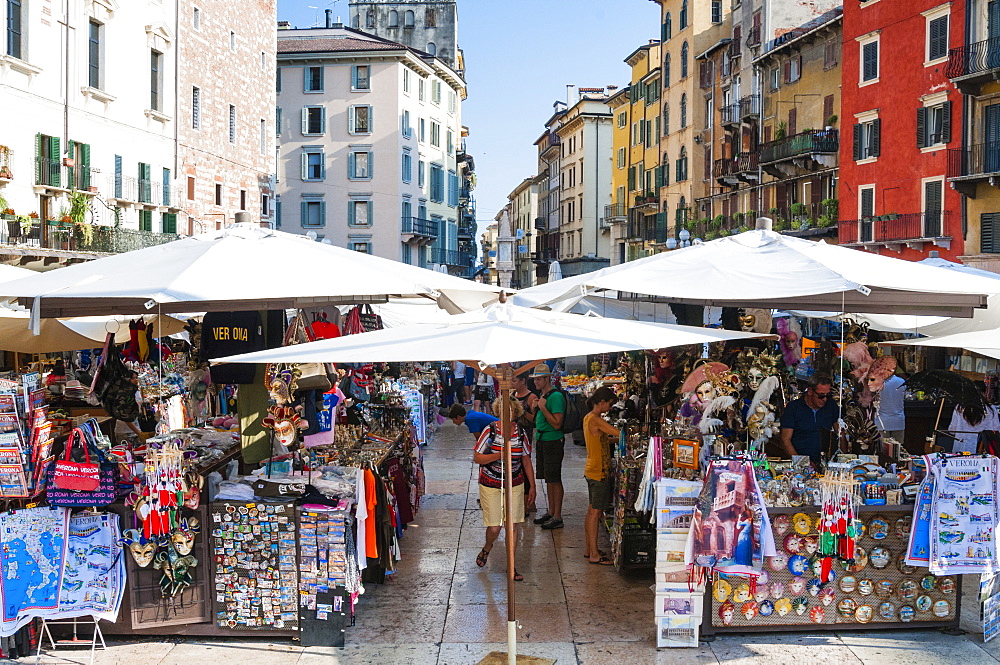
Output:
[427, 41, 437, 56]
[680, 0, 688, 30]
[676, 196, 687, 224]
[404, 10, 415, 27]
[425, 8, 436, 27]
[677, 148, 688, 183]
[681, 42, 689, 78]
[366, 8, 376, 28]
[664, 13, 672, 41]
[662, 104, 670, 135]
[680, 93, 687, 129]
[388, 10, 398, 27]
[664, 53, 671, 87]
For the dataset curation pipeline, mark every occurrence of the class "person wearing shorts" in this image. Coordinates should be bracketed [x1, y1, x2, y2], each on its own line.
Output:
[473, 397, 535, 582]
[463, 365, 476, 404]
[530, 363, 566, 530]
[583, 386, 619, 565]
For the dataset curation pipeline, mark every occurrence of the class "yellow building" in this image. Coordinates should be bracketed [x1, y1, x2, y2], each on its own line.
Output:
[606, 85, 631, 265]
[654, 0, 731, 246]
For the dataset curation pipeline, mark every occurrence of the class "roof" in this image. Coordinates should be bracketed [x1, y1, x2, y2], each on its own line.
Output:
[755, 8, 843, 62]
[277, 37, 399, 54]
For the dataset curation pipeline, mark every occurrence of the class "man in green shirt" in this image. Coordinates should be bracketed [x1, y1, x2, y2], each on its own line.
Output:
[530, 363, 565, 530]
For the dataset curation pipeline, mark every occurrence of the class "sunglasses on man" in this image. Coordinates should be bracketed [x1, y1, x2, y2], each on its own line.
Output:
[811, 389, 832, 400]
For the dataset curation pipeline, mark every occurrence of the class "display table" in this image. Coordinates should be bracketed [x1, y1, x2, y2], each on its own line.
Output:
[703, 505, 962, 635]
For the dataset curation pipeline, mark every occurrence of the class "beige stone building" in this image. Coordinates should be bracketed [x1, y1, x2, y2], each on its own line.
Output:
[501, 177, 539, 288]
[178, 0, 277, 233]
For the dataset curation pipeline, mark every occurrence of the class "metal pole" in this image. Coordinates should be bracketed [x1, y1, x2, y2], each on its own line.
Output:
[499, 364, 517, 664]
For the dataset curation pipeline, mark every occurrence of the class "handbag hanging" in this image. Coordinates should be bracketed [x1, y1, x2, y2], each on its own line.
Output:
[284, 311, 333, 392]
[46, 431, 120, 507]
[51, 429, 100, 491]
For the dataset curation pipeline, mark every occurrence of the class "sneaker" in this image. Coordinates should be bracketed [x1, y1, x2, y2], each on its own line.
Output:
[540, 518, 564, 530]
[533, 513, 552, 525]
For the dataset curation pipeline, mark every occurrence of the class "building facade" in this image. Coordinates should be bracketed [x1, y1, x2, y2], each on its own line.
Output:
[178, 0, 276, 234]
[606, 86, 631, 265]
[839, 0, 964, 260]
[946, 0, 1000, 271]
[531, 107, 565, 284]
[499, 177, 538, 288]
[0, 0, 275, 266]
[349, 0, 462, 73]
[275, 24, 469, 273]
[553, 89, 613, 277]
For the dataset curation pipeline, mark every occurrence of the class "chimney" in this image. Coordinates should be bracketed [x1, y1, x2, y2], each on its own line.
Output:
[325, 9, 333, 28]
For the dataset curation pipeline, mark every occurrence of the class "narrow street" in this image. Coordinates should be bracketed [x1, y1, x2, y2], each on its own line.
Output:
[19, 421, 1000, 665]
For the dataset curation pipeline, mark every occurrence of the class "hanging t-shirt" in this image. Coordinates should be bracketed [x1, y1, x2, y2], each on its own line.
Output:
[364, 468, 379, 560]
[201, 311, 265, 384]
[355, 468, 368, 571]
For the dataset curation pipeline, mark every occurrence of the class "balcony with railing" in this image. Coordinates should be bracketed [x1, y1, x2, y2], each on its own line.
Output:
[947, 144, 1000, 197]
[720, 103, 741, 126]
[746, 25, 761, 48]
[603, 202, 627, 224]
[35, 157, 61, 188]
[839, 212, 953, 251]
[401, 216, 439, 243]
[532, 246, 558, 263]
[946, 37, 1000, 93]
[759, 129, 838, 178]
[457, 219, 475, 239]
[430, 247, 472, 267]
[630, 192, 659, 212]
[739, 95, 760, 119]
[713, 153, 759, 186]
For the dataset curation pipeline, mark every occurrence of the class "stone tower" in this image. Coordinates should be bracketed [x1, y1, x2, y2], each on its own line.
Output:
[349, 1, 461, 72]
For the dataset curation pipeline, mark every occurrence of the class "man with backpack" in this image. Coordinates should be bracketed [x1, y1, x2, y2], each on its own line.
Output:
[529, 362, 577, 530]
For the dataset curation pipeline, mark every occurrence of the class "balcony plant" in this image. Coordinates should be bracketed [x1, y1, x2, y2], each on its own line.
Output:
[821, 198, 838, 222]
[69, 190, 94, 245]
[51, 227, 71, 250]
[775, 121, 787, 141]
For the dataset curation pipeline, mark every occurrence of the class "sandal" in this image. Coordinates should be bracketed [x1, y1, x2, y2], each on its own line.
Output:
[476, 547, 491, 568]
[583, 550, 607, 559]
[513, 570, 523, 582]
[589, 557, 613, 566]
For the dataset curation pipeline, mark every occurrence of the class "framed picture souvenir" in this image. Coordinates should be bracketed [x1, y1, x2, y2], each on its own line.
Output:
[672, 439, 699, 470]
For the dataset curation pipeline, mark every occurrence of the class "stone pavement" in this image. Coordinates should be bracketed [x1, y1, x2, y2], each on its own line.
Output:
[14, 420, 1000, 664]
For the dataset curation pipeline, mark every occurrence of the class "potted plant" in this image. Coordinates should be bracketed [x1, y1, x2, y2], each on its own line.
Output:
[69, 190, 93, 245]
[52, 227, 71, 250]
[775, 121, 788, 141]
[821, 198, 838, 223]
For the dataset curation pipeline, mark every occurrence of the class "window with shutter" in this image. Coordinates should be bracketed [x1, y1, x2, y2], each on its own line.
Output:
[924, 180, 944, 236]
[862, 40, 879, 82]
[917, 107, 927, 148]
[928, 15, 948, 62]
[823, 95, 834, 125]
[942, 101, 952, 144]
[871, 118, 881, 157]
[983, 213, 1000, 253]
[788, 108, 797, 136]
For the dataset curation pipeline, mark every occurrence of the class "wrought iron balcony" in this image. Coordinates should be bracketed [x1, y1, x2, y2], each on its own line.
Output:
[35, 157, 61, 187]
[713, 153, 759, 184]
[746, 26, 761, 48]
[946, 38, 1000, 92]
[430, 247, 471, 267]
[839, 212, 952, 247]
[720, 103, 741, 126]
[739, 95, 760, 119]
[401, 216, 439, 240]
[603, 202, 627, 223]
[630, 192, 659, 211]
[532, 247, 558, 263]
[760, 129, 839, 164]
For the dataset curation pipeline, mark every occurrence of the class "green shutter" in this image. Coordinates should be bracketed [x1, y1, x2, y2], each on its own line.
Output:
[655, 212, 667, 243]
[162, 212, 177, 234]
[66, 140, 75, 190]
[367, 200, 373, 226]
[139, 210, 152, 232]
[628, 166, 636, 191]
[80, 143, 91, 189]
[348, 200, 355, 225]
[34, 133, 42, 185]
[48, 136, 61, 187]
[301, 201, 308, 225]
[916, 108, 927, 149]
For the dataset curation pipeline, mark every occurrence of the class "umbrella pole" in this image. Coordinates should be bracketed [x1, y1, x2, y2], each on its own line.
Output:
[499, 364, 516, 665]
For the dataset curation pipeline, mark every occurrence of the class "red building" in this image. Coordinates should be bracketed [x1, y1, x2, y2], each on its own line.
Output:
[838, 0, 965, 261]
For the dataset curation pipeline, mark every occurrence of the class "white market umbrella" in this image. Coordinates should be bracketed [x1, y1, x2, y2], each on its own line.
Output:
[514, 222, 1000, 317]
[0, 224, 504, 320]
[0, 307, 187, 353]
[882, 329, 1000, 354]
[0, 264, 33, 283]
[211, 299, 770, 663]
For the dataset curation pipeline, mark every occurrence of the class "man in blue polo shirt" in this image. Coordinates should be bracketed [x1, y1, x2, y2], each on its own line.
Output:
[448, 404, 498, 438]
[780, 374, 840, 468]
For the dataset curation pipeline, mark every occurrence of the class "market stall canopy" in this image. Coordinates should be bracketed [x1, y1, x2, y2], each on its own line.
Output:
[0, 264, 33, 283]
[210, 301, 772, 366]
[0, 307, 187, 353]
[513, 224, 1000, 318]
[881, 329, 1000, 359]
[0, 224, 504, 320]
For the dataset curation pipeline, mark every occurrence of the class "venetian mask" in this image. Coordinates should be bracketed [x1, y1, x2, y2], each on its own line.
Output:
[738, 311, 757, 332]
[263, 405, 308, 447]
[759, 600, 775, 616]
[775, 598, 792, 616]
[693, 381, 716, 408]
[121, 529, 156, 567]
[746, 367, 765, 391]
[719, 601, 735, 626]
[820, 587, 836, 606]
[789, 578, 806, 595]
[793, 597, 808, 615]
[741, 601, 758, 620]
[809, 606, 825, 623]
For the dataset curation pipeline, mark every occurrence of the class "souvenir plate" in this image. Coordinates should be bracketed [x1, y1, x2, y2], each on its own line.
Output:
[839, 575, 857, 593]
[843, 547, 868, 573]
[895, 516, 911, 539]
[899, 605, 915, 622]
[855, 605, 874, 623]
[933, 600, 950, 618]
[875, 580, 894, 599]
[898, 578, 918, 601]
[878, 601, 895, 621]
[897, 554, 916, 575]
[915, 595, 932, 612]
[870, 546, 891, 569]
[920, 574, 937, 592]
[939, 576, 956, 594]
[837, 598, 858, 618]
[857, 579, 874, 596]
[868, 517, 889, 540]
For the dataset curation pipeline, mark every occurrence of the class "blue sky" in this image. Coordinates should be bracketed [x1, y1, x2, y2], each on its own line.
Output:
[277, 0, 661, 233]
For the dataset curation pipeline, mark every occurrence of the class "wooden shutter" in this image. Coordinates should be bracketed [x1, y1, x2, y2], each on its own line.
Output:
[654, 165, 663, 189]
[162, 213, 177, 234]
[811, 177, 822, 204]
[917, 107, 927, 149]
[628, 166, 636, 191]
[872, 119, 881, 157]
[783, 60, 791, 83]
[301, 108, 309, 134]
[49, 136, 61, 187]
[823, 95, 834, 124]
[863, 41, 878, 80]
[776, 183, 787, 211]
[80, 143, 91, 189]
[187, 176, 195, 200]
[301, 152, 309, 180]
[655, 212, 667, 243]
[861, 187, 875, 217]
[66, 139, 75, 189]
[764, 125, 772, 143]
[853, 124, 863, 160]
[983, 213, 1000, 253]
[942, 101, 952, 144]
[788, 108, 797, 136]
